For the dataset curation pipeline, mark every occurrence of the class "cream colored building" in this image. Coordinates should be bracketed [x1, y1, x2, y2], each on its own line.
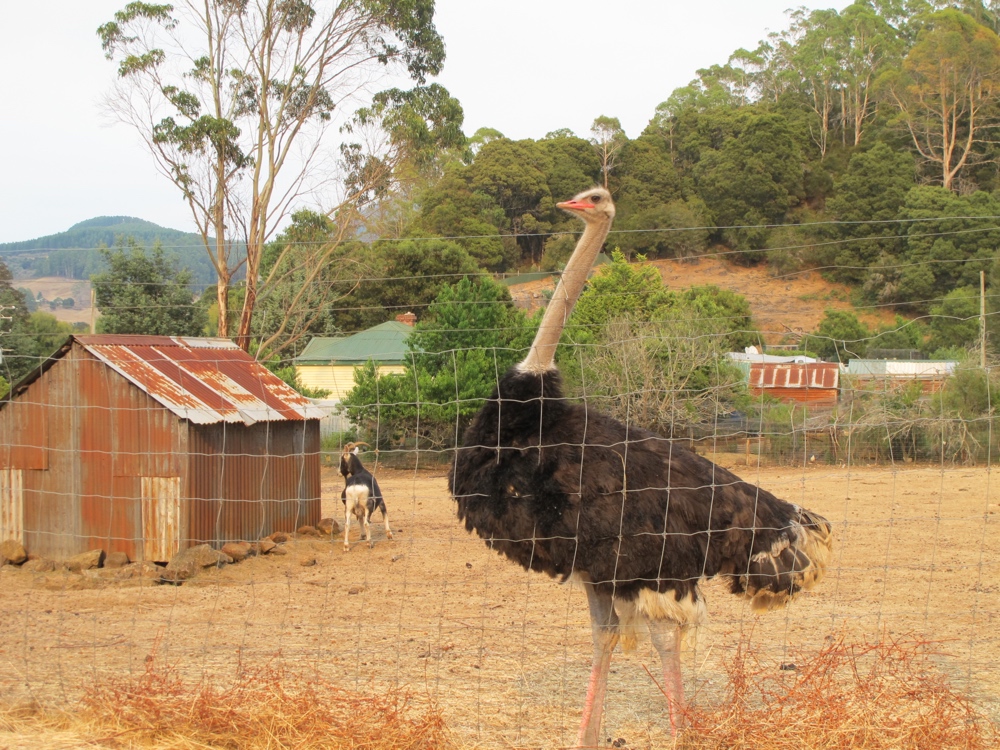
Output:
[294, 320, 414, 400]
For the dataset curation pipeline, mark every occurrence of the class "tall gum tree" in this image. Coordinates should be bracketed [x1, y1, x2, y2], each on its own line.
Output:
[97, 0, 450, 351]
[878, 9, 1000, 191]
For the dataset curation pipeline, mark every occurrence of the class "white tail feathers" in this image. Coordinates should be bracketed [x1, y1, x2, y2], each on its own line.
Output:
[742, 508, 834, 612]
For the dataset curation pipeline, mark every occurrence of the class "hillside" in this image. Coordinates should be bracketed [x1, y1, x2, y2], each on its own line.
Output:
[508, 255, 896, 347]
[0, 216, 204, 254]
[1, 217, 217, 286]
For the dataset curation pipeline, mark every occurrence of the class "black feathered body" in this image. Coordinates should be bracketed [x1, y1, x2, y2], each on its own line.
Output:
[450, 368, 832, 613]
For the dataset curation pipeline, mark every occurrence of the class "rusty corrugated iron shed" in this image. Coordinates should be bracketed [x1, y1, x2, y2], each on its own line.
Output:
[749, 362, 840, 390]
[8, 335, 325, 426]
[1, 336, 322, 559]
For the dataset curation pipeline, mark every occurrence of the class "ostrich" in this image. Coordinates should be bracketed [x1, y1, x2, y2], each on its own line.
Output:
[449, 187, 833, 747]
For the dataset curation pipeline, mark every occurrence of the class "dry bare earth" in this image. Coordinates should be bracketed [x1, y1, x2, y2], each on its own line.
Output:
[0, 460, 998, 749]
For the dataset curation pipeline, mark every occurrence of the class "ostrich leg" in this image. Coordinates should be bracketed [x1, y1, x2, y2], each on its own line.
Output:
[577, 585, 619, 749]
[647, 619, 685, 734]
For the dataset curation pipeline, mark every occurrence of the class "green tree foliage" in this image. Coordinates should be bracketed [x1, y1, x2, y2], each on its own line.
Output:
[252, 210, 359, 362]
[802, 309, 873, 362]
[868, 314, 928, 353]
[934, 365, 1000, 419]
[825, 142, 916, 283]
[569, 251, 675, 347]
[412, 169, 515, 270]
[927, 286, 981, 353]
[468, 139, 555, 264]
[678, 285, 761, 351]
[863, 186, 1000, 307]
[564, 253, 754, 430]
[92, 240, 207, 336]
[334, 238, 482, 333]
[340, 276, 535, 447]
[538, 136, 603, 208]
[0, 259, 36, 385]
[694, 113, 805, 260]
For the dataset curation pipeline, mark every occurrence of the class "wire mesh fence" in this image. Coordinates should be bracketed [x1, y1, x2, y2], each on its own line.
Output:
[1, 285, 999, 748]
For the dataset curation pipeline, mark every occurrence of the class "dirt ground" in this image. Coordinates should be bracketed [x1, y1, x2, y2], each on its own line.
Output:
[1, 459, 999, 749]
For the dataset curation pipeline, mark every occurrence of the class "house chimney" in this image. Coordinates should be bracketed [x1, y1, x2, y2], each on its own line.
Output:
[395, 311, 417, 326]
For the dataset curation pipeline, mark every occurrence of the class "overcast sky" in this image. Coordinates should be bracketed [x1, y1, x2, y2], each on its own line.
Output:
[0, 1, 830, 244]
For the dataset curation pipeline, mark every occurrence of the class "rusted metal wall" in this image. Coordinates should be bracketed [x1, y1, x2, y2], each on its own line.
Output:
[748, 363, 840, 407]
[0, 346, 185, 559]
[749, 386, 839, 406]
[1, 346, 80, 558]
[1, 339, 320, 560]
[187, 420, 320, 545]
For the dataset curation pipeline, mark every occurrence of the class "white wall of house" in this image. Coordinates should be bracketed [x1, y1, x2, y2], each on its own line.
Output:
[296, 364, 406, 401]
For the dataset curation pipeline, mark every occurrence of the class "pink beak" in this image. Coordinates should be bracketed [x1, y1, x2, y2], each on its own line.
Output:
[557, 200, 595, 210]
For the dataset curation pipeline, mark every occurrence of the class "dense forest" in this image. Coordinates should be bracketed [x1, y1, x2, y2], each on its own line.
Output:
[320, 1, 1000, 349]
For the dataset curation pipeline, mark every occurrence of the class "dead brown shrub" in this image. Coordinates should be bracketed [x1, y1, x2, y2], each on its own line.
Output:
[673, 630, 998, 750]
[73, 650, 455, 749]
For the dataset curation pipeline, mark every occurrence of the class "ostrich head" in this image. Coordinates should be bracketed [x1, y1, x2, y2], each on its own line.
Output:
[557, 186, 616, 225]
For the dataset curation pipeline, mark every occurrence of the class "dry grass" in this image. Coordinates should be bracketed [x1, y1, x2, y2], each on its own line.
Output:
[1, 631, 996, 749]
[676, 630, 998, 750]
[0, 652, 455, 749]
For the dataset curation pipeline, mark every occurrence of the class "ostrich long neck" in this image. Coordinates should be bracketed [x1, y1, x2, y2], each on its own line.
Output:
[519, 215, 612, 373]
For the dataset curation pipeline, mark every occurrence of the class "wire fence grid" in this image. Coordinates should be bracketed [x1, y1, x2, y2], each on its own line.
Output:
[1, 255, 1000, 747]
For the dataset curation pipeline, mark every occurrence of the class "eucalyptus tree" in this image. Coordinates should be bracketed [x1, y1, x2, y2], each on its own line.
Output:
[783, 7, 844, 158]
[878, 9, 1000, 190]
[590, 115, 627, 189]
[97, 0, 454, 352]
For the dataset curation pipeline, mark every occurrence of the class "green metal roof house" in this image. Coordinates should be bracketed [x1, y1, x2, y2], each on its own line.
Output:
[295, 317, 415, 399]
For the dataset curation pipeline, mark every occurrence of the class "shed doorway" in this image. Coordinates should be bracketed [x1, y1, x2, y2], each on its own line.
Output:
[1, 469, 24, 544]
[141, 476, 181, 562]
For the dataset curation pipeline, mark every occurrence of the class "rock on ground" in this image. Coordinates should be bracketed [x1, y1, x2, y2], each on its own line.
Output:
[64, 549, 105, 573]
[0, 540, 27, 565]
[221, 542, 251, 563]
[317, 518, 340, 536]
[162, 544, 232, 582]
[22, 558, 57, 573]
[104, 551, 130, 569]
[256, 538, 277, 555]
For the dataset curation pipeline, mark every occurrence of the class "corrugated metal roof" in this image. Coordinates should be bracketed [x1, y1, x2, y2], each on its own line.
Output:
[294, 321, 414, 365]
[74, 335, 326, 426]
[749, 362, 840, 390]
[847, 359, 958, 377]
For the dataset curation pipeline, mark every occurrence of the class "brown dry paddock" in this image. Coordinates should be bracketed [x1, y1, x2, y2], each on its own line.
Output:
[0, 458, 998, 749]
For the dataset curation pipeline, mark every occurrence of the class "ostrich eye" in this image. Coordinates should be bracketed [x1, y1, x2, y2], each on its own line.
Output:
[590, 195, 601, 203]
